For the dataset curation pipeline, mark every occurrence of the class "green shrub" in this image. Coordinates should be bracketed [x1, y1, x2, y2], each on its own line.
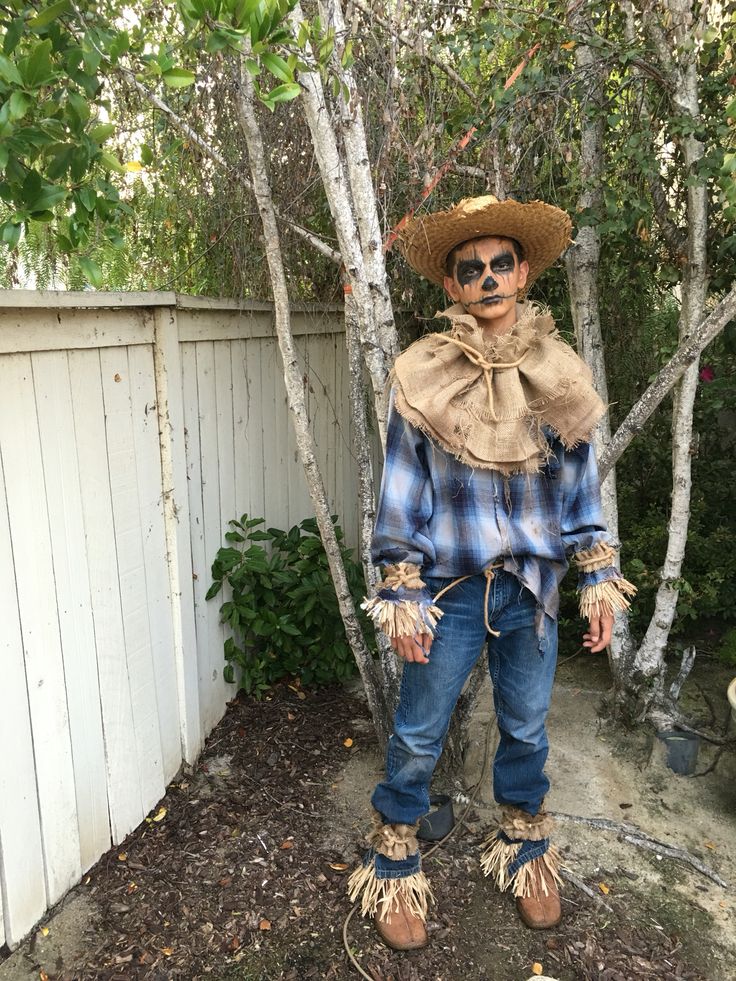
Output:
[206, 514, 375, 696]
[716, 628, 736, 668]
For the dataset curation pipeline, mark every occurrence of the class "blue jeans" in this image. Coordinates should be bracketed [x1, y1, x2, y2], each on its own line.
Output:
[371, 570, 557, 826]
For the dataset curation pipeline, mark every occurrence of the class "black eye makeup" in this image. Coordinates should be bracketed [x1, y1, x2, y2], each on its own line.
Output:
[455, 259, 485, 287]
[490, 251, 515, 274]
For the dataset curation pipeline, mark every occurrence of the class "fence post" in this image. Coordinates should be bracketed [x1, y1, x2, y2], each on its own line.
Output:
[152, 302, 203, 763]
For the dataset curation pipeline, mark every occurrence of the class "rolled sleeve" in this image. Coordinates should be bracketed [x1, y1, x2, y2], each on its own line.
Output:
[371, 393, 435, 571]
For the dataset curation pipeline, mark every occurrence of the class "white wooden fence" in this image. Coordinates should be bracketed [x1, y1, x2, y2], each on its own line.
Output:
[0, 291, 360, 948]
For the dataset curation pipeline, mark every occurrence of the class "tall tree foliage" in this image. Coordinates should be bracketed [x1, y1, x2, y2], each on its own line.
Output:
[1, 0, 735, 744]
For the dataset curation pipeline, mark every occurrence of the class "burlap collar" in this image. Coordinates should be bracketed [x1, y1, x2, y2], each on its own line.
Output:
[391, 302, 605, 475]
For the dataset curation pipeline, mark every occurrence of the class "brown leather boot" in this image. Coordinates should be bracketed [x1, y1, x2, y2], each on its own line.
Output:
[516, 861, 561, 929]
[375, 893, 429, 950]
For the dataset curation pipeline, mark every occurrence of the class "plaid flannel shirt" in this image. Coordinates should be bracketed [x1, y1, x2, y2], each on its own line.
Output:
[372, 392, 623, 622]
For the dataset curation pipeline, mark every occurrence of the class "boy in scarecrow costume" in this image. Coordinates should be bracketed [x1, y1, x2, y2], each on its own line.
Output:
[348, 196, 636, 950]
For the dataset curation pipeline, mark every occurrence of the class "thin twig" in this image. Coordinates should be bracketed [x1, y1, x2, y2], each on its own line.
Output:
[560, 868, 613, 911]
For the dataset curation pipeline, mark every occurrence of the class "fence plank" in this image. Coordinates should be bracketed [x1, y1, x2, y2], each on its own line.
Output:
[99, 347, 166, 816]
[244, 338, 265, 523]
[194, 342, 228, 732]
[180, 343, 213, 736]
[0, 448, 47, 948]
[31, 350, 111, 873]
[153, 309, 202, 764]
[69, 349, 144, 842]
[0, 353, 81, 906]
[0, 308, 152, 354]
[128, 341, 182, 784]
[260, 338, 289, 526]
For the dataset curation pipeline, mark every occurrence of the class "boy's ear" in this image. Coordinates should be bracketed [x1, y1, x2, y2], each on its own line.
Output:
[517, 259, 530, 292]
[443, 274, 461, 301]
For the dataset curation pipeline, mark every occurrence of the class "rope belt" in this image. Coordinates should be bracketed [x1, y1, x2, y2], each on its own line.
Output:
[432, 562, 505, 637]
[441, 336, 529, 422]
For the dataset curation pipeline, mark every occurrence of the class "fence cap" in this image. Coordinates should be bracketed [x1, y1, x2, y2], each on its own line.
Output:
[0, 289, 344, 313]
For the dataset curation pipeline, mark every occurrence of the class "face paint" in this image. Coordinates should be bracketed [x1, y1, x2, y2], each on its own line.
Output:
[443, 237, 530, 333]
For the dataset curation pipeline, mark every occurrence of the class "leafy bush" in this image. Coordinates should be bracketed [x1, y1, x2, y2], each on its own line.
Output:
[207, 515, 374, 696]
[716, 628, 736, 668]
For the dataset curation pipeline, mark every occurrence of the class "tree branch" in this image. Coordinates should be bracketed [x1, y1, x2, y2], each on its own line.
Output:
[599, 284, 736, 480]
[120, 69, 342, 265]
[351, 0, 479, 102]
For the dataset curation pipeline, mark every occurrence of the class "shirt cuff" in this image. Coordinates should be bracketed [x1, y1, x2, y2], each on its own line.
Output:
[573, 544, 637, 619]
[361, 562, 444, 639]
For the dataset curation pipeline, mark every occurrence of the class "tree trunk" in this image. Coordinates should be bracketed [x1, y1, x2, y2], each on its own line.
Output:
[235, 56, 392, 749]
[563, 1, 637, 695]
[625, 0, 709, 720]
[290, 3, 394, 440]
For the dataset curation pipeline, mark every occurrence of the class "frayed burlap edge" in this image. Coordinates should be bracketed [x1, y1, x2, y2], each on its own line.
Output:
[361, 595, 444, 639]
[347, 862, 433, 922]
[480, 834, 563, 900]
[380, 562, 427, 591]
[499, 806, 554, 842]
[579, 577, 637, 620]
[366, 809, 419, 860]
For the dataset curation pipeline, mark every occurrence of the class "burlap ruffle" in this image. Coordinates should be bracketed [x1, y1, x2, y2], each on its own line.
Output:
[392, 302, 606, 475]
[381, 562, 427, 591]
[367, 809, 420, 860]
[498, 805, 555, 843]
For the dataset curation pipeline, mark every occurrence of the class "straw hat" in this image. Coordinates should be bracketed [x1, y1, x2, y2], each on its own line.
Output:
[397, 195, 572, 289]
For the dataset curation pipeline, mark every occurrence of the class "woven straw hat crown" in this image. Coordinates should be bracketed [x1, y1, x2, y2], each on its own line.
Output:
[397, 195, 572, 289]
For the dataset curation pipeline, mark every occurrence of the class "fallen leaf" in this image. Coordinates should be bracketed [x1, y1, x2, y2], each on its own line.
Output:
[39, 972, 50, 981]
[280, 840, 294, 850]
[297, 691, 306, 700]
[329, 862, 349, 872]
[218, 876, 232, 887]
[704, 840, 716, 850]
[532, 963, 543, 976]
[229, 936, 240, 950]
[161, 947, 174, 956]
[40, 926, 50, 937]
[720, 900, 728, 908]
[152, 806, 167, 822]
[287, 712, 296, 721]
[118, 852, 127, 861]
[561, 40, 576, 49]
[343, 738, 353, 748]
[259, 919, 272, 931]
[598, 882, 610, 894]
[126, 882, 138, 894]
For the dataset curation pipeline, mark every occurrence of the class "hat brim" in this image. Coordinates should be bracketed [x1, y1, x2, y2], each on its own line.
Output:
[397, 198, 572, 289]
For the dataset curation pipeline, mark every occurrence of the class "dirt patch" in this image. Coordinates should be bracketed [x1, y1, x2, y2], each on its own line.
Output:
[1, 654, 733, 981]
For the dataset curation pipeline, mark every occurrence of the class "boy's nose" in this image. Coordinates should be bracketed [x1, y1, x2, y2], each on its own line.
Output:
[482, 274, 498, 291]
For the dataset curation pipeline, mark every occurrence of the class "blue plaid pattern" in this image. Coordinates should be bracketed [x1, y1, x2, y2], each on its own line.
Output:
[372, 394, 621, 621]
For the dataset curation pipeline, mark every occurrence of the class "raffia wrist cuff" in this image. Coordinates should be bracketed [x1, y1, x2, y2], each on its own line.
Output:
[579, 577, 637, 620]
[361, 562, 444, 639]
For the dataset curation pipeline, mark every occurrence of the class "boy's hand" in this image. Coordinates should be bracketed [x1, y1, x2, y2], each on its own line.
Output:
[583, 614, 614, 653]
[390, 632, 433, 664]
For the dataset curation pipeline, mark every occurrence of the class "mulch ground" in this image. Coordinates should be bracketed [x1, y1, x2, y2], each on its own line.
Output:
[29, 685, 710, 980]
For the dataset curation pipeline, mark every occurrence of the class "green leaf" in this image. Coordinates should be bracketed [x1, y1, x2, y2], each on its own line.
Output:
[99, 150, 126, 173]
[79, 256, 102, 287]
[1, 221, 21, 248]
[0, 54, 23, 86]
[89, 122, 115, 143]
[30, 183, 67, 211]
[8, 91, 32, 120]
[140, 143, 154, 165]
[206, 580, 223, 600]
[29, 0, 72, 29]
[162, 68, 196, 88]
[3, 18, 24, 55]
[21, 40, 55, 88]
[261, 51, 292, 83]
[264, 82, 301, 104]
[67, 90, 90, 124]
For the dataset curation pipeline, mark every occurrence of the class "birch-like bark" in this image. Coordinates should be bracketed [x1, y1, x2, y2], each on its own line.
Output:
[235, 56, 392, 747]
[344, 291, 399, 701]
[633, 0, 709, 692]
[564, 1, 635, 674]
[290, 3, 392, 440]
[599, 285, 736, 478]
[321, 0, 400, 363]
